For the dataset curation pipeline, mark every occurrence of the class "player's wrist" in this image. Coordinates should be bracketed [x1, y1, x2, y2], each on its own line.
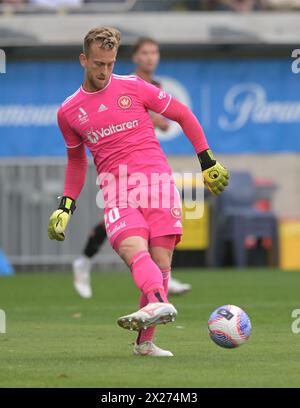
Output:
[197, 149, 216, 171]
[58, 196, 76, 214]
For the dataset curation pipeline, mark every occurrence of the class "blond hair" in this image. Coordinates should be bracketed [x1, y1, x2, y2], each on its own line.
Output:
[83, 27, 121, 56]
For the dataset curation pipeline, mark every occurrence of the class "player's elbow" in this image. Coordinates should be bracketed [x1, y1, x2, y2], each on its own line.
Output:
[67, 144, 87, 163]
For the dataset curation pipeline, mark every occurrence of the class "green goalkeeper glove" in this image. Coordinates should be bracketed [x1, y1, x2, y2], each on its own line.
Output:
[198, 149, 229, 195]
[48, 196, 76, 241]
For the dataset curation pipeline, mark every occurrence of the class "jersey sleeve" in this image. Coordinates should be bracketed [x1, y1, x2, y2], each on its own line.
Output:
[57, 107, 83, 149]
[136, 76, 172, 114]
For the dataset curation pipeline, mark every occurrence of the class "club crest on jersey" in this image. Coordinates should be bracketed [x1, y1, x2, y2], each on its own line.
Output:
[171, 207, 182, 219]
[118, 95, 132, 110]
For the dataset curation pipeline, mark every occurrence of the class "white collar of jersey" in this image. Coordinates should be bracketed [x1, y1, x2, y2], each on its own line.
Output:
[80, 75, 112, 95]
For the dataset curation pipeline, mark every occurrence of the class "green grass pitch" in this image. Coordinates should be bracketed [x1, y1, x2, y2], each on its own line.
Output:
[0, 268, 299, 388]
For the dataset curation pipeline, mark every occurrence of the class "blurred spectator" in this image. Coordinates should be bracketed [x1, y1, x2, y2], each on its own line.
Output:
[29, 0, 83, 8]
[213, 0, 267, 11]
[131, 0, 176, 11]
[264, 0, 300, 9]
[0, 0, 26, 4]
[83, 0, 129, 3]
[2, 0, 300, 11]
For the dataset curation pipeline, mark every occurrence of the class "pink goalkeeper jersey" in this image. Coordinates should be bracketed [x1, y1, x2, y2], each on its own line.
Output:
[57, 74, 173, 190]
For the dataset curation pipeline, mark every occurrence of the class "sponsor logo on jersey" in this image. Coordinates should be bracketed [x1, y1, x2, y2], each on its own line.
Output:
[85, 128, 100, 144]
[78, 107, 89, 124]
[118, 95, 132, 109]
[171, 207, 182, 219]
[98, 104, 108, 113]
[84, 120, 139, 143]
[158, 90, 167, 100]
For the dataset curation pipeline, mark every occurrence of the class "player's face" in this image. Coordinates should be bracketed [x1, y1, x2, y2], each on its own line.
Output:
[133, 42, 160, 75]
[80, 44, 117, 90]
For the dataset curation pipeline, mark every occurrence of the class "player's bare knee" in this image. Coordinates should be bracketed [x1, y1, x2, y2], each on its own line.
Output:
[150, 249, 172, 270]
[117, 237, 148, 265]
[154, 258, 171, 271]
[118, 243, 135, 264]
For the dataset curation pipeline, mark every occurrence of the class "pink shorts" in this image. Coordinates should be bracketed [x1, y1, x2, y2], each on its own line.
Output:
[103, 182, 183, 250]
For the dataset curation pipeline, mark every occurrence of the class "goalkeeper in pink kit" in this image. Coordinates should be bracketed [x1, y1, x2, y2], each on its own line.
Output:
[48, 27, 229, 357]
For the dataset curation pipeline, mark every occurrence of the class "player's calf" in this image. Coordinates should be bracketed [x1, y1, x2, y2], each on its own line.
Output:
[128, 250, 169, 303]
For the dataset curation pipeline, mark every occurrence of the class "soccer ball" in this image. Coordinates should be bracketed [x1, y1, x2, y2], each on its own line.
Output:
[208, 305, 251, 348]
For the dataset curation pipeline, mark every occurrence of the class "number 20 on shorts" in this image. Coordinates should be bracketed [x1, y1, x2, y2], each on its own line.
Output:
[104, 208, 121, 229]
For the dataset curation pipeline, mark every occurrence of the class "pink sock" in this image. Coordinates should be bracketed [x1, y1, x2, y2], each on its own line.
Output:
[161, 267, 171, 295]
[129, 251, 168, 303]
[136, 267, 171, 345]
[136, 292, 156, 344]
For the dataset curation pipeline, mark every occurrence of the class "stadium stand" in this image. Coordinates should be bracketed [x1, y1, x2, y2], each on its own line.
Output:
[1, 0, 300, 13]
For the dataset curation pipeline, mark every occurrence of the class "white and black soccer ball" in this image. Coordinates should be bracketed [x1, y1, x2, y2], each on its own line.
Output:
[208, 305, 252, 348]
